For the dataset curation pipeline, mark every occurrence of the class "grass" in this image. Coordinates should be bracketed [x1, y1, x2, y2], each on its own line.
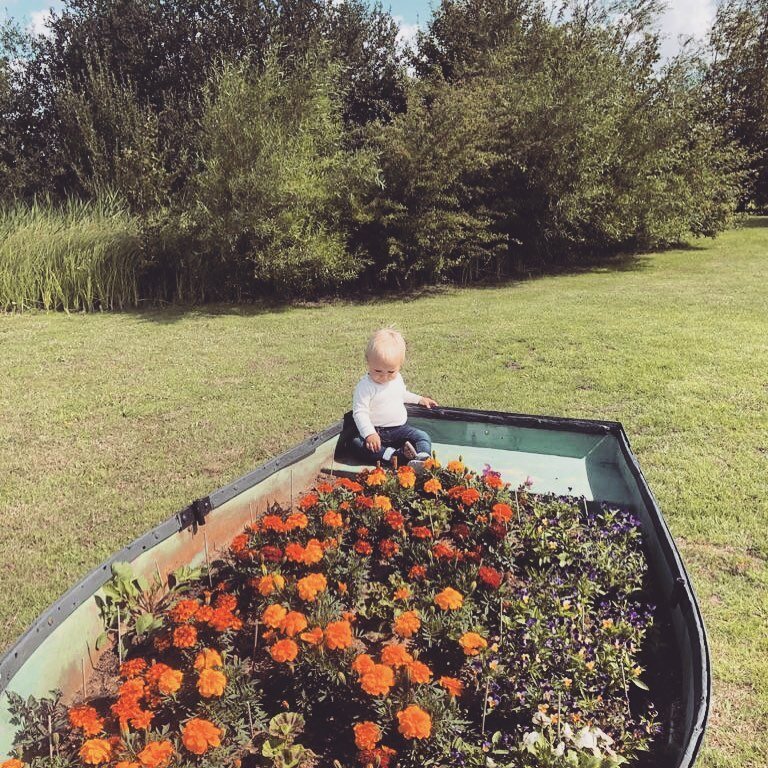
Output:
[1, 219, 767, 766]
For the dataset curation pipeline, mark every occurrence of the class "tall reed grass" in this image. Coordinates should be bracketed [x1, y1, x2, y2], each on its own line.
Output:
[0, 197, 142, 312]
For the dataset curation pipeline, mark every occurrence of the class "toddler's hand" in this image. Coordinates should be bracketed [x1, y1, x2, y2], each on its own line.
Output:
[365, 433, 382, 452]
[419, 396, 439, 409]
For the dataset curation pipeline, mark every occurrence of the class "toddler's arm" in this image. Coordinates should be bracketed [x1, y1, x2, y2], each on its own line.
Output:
[352, 380, 377, 440]
[403, 381, 438, 409]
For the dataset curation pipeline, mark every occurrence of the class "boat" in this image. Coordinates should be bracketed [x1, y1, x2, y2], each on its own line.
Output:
[0, 406, 710, 766]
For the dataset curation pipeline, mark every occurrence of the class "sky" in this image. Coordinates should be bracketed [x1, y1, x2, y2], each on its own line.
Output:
[3, 0, 718, 61]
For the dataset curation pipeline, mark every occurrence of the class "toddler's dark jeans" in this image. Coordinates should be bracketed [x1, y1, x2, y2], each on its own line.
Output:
[350, 423, 431, 464]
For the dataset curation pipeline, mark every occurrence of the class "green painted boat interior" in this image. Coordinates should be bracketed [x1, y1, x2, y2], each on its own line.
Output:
[0, 409, 708, 767]
[332, 415, 635, 502]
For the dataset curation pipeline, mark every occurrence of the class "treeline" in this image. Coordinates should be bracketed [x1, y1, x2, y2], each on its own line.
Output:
[0, 0, 766, 308]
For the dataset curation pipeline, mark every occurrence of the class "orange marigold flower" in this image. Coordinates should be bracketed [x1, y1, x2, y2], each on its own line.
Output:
[130, 709, 154, 730]
[354, 540, 373, 556]
[380, 644, 413, 668]
[432, 542, 456, 559]
[298, 493, 319, 511]
[352, 653, 376, 676]
[360, 664, 395, 696]
[397, 705, 432, 739]
[366, 467, 387, 486]
[423, 478, 442, 495]
[1, 760, 25, 768]
[285, 542, 306, 563]
[323, 510, 343, 527]
[397, 466, 416, 488]
[410, 525, 432, 539]
[491, 503, 512, 523]
[324, 620, 353, 650]
[214, 592, 237, 611]
[379, 539, 399, 558]
[269, 638, 299, 663]
[409, 565, 427, 581]
[79, 739, 112, 765]
[337, 581, 348, 593]
[172, 624, 198, 649]
[302, 538, 324, 565]
[373, 495, 392, 511]
[256, 575, 276, 596]
[446, 460, 465, 473]
[434, 587, 464, 611]
[193, 648, 223, 671]
[262, 604, 288, 629]
[353, 721, 381, 751]
[424, 457, 440, 469]
[182, 718, 222, 755]
[285, 511, 309, 530]
[137, 740, 173, 768]
[208, 606, 241, 632]
[336, 477, 363, 492]
[169, 598, 200, 624]
[115, 762, 141, 768]
[300, 626, 324, 645]
[316, 481, 334, 494]
[197, 668, 227, 697]
[484, 473, 504, 489]
[394, 586, 411, 600]
[296, 573, 327, 601]
[157, 668, 183, 695]
[478, 566, 503, 589]
[68, 705, 104, 736]
[261, 514, 286, 533]
[460, 488, 481, 505]
[384, 510, 405, 529]
[459, 632, 488, 656]
[439, 676, 464, 697]
[281, 611, 308, 637]
[230, 533, 249, 553]
[393, 610, 420, 638]
[196, 605, 215, 623]
[407, 660, 432, 684]
[119, 658, 147, 679]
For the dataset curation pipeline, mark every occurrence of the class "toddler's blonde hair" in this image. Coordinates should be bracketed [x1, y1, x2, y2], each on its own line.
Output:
[366, 328, 406, 364]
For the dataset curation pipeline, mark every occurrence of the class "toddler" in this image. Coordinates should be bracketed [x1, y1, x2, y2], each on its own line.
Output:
[351, 328, 438, 466]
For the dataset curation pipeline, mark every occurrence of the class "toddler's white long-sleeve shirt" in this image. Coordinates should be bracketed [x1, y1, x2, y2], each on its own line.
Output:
[352, 373, 421, 439]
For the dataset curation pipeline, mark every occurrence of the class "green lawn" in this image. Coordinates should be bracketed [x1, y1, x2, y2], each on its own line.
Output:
[1, 220, 767, 766]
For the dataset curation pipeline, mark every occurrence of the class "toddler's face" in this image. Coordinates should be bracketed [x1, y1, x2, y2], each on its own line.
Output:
[367, 352, 402, 384]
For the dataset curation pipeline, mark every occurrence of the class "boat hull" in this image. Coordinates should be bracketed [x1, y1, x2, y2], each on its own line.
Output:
[0, 407, 710, 767]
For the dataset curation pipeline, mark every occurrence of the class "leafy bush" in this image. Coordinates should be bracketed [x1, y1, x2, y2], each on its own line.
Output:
[168, 53, 379, 299]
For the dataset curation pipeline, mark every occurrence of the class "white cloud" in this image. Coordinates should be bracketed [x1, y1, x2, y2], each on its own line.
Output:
[393, 15, 420, 53]
[656, 0, 717, 59]
[22, 1, 63, 38]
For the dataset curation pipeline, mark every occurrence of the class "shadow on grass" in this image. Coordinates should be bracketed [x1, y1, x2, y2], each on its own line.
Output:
[129, 251, 663, 323]
[737, 215, 768, 229]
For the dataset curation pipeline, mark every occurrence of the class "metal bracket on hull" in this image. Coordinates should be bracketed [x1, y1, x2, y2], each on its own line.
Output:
[178, 497, 212, 532]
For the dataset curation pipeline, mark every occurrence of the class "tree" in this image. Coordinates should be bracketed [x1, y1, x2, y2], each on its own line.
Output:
[706, 0, 768, 209]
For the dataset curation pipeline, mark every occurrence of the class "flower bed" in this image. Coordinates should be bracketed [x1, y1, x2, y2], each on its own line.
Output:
[4, 458, 659, 768]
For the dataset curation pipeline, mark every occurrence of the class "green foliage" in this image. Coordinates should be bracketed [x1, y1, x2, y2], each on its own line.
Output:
[0, 196, 141, 311]
[4, 690, 74, 763]
[172, 52, 378, 299]
[54, 55, 173, 212]
[364, 80, 506, 286]
[95, 560, 200, 654]
[706, 0, 768, 210]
